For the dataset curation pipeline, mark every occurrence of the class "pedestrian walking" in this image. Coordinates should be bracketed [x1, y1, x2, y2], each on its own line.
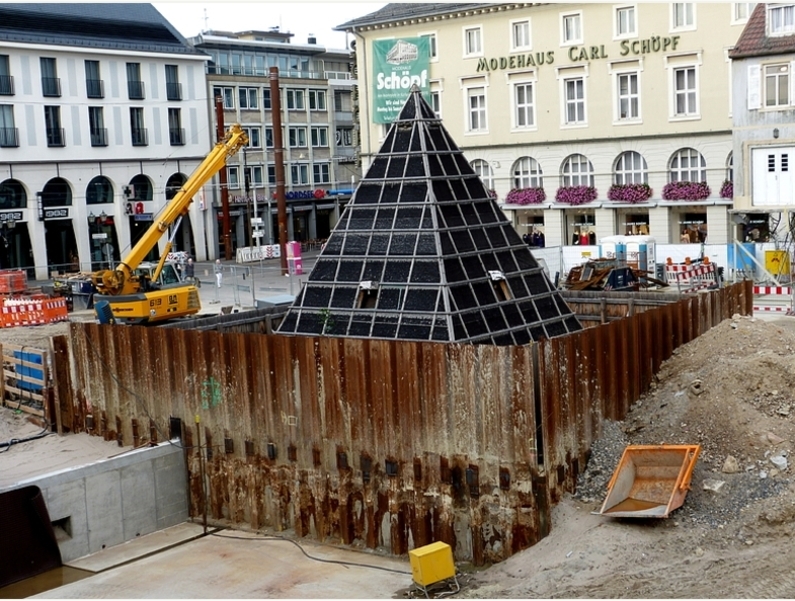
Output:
[214, 259, 223, 288]
[185, 257, 195, 284]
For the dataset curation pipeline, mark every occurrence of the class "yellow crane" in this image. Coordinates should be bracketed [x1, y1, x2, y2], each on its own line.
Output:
[92, 124, 248, 324]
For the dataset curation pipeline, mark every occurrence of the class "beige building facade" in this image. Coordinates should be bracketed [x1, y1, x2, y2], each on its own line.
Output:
[339, 2, 755, 248]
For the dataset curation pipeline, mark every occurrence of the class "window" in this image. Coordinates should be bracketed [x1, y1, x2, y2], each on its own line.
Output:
[213, 86, 234, 109]
[262, 88, 271, 109]
[245, 166, 263, 188]
[126, 62, 144, 100]
[228, 166, 240, 189]
[40, 57, 60, 97]
[561, 12, 582, 44]
[513, 82, 535, 128]
[733, 3, 757, 23]
[727, 151, 734, 183]
[470, 159, 494, 190]
[768, 4, 795, 34]
[333, 89, 351, 112]
[85, 60, 103, 98]
[86, 176, 113, 204]
[168, 108, 184, 145]
[672, 3, 695, 29]
[0, 55, 12, 96]
[44, 105, 64, 147]
[267, 165, 276, 185]
[0, 105, 17, 147]
[336, 127, 353, 146]
[313, 163, 330, 184]
[513, 156, 544, 189]
[669, 148, 706, 182]
[288, 127, 307, 148]
[431, 90, 442, 118]
[243, 126, 261, 148]
[308, 90, 326, 111]
[239, 87, 258, 110]
[765, 64, 789, 107]
[88, 106, 106, 147]
[291, 164, 309, 185]
[561, 154, 594, 187]
[265, 126, 276, 148]
[286, 89, 305, 110]
[617, 72, 639, 120]
[311, 126, 328, 147]
[464, 27, 482, 56]
[130, 107, 147, 146]
[614, 151, 648, 184]
[511, 20, 531, 50]
[673, 66, 698, 116]
[420, 33, 438, 59]
[615, 6, 636, 37]
[165, 64, 181, 101]
[564, 77, 586, 124]
[467, 87, 487, 132]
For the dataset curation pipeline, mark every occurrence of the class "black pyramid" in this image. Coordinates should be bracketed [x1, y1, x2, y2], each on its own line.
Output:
[277, 86, 582, 345]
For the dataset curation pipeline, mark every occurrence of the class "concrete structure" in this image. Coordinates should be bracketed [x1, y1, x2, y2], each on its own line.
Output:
[336, 3, 751, 248]
[187, 29, 362, 252]
[729, 3, 795, 244]
[1, 441, 188, 563]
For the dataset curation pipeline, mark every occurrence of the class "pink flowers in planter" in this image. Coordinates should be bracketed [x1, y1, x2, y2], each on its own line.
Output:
[662, 181, 711, 201]
[555, 185, 597, 205]
[720, 180, 733, 199]
[505, 187, 546, 205]
[607, 183, 653, 203]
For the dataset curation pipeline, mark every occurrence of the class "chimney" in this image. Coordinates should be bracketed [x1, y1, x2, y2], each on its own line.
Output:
[308, 34, 317, 44]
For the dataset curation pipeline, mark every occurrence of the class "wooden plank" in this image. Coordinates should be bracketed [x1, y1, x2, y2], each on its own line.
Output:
[1, 400, 43, 417]
[3, 368, 46, 388]
[1, 355, 46, 370]
[2, 383, 44, 402]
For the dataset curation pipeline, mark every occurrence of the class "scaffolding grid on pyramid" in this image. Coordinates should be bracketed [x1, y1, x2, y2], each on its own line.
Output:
[277, 85, 582, 345]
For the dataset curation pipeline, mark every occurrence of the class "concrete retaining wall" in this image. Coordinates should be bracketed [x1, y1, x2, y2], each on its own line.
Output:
[6, 441, 188, 562]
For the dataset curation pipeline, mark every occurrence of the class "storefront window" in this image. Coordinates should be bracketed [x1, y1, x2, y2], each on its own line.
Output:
[620, 211, 650, 235]
[567, 210, 596, 245]
[677, 211, 707, 243]
[744, 213, 770, 242]
[521, 213, 545, 247]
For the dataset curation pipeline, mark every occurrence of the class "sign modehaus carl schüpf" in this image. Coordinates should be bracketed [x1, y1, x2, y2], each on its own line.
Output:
[372, 38, 431, 125]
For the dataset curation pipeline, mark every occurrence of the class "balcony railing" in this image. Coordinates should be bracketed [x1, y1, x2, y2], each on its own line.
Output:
[131, 127, 148, 146]
[127, 80, 145, 100]
[169, 127, 185, 146]
[46, 127, 65, 147]
[0, 127, 19, 147]
[86, 79, 104, 98]
[166, 82, 182, 101]
[0, 75, 14, 96]
[90, 128, 108, 147]
[42, 77, 61, 97]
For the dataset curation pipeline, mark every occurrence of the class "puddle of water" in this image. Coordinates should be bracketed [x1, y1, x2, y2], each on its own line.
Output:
[0, 566, 92, 598]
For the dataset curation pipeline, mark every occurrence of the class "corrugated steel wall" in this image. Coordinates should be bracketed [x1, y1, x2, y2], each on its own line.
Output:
[55, 281, 752, 564]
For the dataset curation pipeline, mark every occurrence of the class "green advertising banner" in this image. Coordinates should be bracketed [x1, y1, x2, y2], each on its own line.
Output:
[372, 37, 431, 124]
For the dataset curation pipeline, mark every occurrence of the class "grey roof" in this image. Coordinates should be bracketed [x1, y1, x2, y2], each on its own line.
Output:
[0, 3, 203, 56]
[335, 3, 503, 30]
[277, 86, 581, 345]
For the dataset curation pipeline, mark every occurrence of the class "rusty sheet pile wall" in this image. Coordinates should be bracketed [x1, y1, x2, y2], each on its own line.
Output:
[56, 281, 752, 564]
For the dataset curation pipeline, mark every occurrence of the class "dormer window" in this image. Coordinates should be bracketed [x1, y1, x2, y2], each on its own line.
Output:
[769, 4, 795, 35]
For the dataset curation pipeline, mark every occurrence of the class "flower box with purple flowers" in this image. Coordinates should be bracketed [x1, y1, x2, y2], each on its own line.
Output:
[505, 187, 546, 205]
[720, 180, 733, 199]
[662, 181, 711, 201]
[555, 185, 597, 205]
[607, 183, 653, 203]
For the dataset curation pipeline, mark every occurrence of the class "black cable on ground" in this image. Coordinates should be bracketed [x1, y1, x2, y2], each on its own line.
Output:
[209, 530, 412, 576]
[0, 426, 53, 453]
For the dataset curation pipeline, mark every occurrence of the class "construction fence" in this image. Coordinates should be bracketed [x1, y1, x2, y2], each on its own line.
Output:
[51, 280, 753, 565]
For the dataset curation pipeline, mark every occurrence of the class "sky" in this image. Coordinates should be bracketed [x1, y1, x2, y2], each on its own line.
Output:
[153, 1, 386, 50]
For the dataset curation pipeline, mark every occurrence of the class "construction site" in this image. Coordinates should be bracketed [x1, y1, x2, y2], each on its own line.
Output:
[1, 88, 794, 598]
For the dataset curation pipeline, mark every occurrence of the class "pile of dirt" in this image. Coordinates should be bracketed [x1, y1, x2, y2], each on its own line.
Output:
[464, 314, 795, 598]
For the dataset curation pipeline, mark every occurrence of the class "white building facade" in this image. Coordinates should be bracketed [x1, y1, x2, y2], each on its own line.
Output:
[0, 3, 212, 279]
[338, 2, 755, 249]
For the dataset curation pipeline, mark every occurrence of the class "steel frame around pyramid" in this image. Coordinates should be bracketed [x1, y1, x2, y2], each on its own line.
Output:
[277, 86, 582, 345]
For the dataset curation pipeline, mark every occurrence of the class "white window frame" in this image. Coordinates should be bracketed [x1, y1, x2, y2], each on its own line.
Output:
[291, 163, 309, 185]
[242, 126, 261, 148]
[563, 76, 586, 126]
[561, 154, 594, 187]
[463, 26, 483, 57]
[763, 62, 791, 108]
[311, 126, 328, 147]
[213, 86, 234, 109]
[465, 85, 488, 133]
[336, 127, 353, 146]
[671, 3, 696, 31]
[288, 126, 307, 148]
[672, 65, 699, 118]
[510, 18, 532, 51]
[768, 4, 795, 35]
[614, 5, 637, 39]
[308, 89, 326, 111]
[419, 32, 438, 61]
[239, 87, 258, 110]
[615, 70, 641, 122]
[227, 165, 240, 189]
[560, 11, 583, 46]
[286, 89, 305, 110]
[669, 147, 706, 183]
[313, 162, 330, 184]
[244, 165, 263, 188]
[512, 80, 536, 130]
[513, 156, 544, 189]
[470, 159, 494, 190]
[732, 2, 757, 25]
[614, 151, 648, 184]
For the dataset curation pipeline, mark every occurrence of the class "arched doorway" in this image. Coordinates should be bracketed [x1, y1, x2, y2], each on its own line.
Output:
[165, 172, 195, 257]
[86, 176, 119, 270]
[42, 177, 77, 272]
[0, 179, 33, 275]
[127, 174, 157, 261]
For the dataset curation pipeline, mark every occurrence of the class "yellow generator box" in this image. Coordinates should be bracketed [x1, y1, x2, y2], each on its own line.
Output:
[409, 541, 456, 587]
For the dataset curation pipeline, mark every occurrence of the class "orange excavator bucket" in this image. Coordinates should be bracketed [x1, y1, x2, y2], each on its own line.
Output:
[597, 444, 701, 518]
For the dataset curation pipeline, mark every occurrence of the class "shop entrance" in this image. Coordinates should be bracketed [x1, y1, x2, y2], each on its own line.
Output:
[44, 219, 77, 274]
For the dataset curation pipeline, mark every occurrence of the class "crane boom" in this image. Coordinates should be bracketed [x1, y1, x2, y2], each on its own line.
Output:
[92, 124, 247, 297]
